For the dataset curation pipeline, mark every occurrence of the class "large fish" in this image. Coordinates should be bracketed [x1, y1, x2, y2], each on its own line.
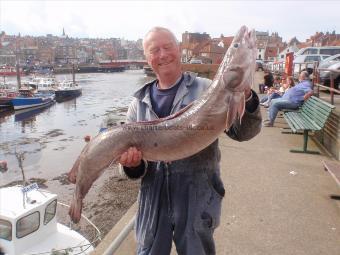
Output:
[68, 25, 257, 223]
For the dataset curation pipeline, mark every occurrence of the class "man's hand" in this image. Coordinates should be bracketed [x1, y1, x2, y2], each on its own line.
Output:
[244, 88, 252, 100]
[119, 147, 142, 168]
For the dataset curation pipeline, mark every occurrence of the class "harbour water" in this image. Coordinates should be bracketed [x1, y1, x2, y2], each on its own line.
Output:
[0, 70, 151, 185]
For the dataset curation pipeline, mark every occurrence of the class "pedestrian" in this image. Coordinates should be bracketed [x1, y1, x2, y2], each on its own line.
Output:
[119, 27, 262, 255]
[264, 71, 313, 127]
[259, 70, 274, 93]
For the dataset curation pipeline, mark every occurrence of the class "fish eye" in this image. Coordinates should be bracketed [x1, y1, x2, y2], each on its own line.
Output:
[234, 43, 239, 48]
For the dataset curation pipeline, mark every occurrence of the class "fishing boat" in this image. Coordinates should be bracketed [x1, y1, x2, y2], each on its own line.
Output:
[11, 87, 55, 110]
[55, 80, 82, 102]
[0, 184, 99, 254]
[14, 102, 53, 122]
[0, 65, 24, 76]
[0, 83, 18, 108]
[26, 76, 58, 93]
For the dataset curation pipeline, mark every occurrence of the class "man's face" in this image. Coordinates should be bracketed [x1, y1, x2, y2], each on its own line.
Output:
[144, 30, 181, 80]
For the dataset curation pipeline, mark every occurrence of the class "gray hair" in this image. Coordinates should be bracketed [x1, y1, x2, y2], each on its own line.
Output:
[300, 71, 309, 80]
[143, 27, 179, 52]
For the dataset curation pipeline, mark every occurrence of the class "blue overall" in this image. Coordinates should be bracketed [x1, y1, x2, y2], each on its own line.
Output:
[124, 72, 262, 255]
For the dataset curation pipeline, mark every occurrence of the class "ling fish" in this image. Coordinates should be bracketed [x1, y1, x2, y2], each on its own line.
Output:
[68, 25, 257, 223]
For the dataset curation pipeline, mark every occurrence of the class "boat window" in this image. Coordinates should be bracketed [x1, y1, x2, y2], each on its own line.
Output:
[44, 199, 57, 225]
[16, 211, 40, 238]
[0, 219, 12, 241]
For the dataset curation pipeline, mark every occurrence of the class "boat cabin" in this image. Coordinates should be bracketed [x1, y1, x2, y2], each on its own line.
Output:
[0, 185, 93, 254]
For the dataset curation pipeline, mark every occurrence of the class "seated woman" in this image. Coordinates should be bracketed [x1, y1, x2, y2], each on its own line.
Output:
[260, 76, 295, 107]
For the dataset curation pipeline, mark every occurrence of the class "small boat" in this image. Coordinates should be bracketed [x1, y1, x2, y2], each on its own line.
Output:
[0, 184, 99, 254]
[11, 87, 55, 110]
[0, 65, 24, 76]
[26, 76, 58, 93]
[55, 80, 82, 102]
[0, 83, 18, 108]
[14, 102, 53, 122]
[0, 91, 17, 108]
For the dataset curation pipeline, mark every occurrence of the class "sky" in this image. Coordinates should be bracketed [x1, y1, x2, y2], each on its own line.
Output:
[0, 0, 339, 43]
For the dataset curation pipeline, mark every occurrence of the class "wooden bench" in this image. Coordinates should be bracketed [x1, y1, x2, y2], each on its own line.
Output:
[283, 96, 335, 154]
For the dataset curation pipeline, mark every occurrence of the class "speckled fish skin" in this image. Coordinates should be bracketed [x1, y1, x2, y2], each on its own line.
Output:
[68, 26, 256, 223]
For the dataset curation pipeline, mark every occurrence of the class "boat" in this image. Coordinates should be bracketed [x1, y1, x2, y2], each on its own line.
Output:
[25, 76, 58, 93]
[0, 83, 18, 108]
[0, 184, 99, 254]
[14, 101, 54, 122]
[0, 91, 17, 108]
[143, 65, 155, 76]
[55, 80, 82, 102]
[11, 87, 55, 110]
[0, 65, 24, 76]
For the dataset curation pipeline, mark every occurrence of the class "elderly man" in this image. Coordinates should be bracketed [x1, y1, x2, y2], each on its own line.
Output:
[264, 71, 313, 127]
[119, 27, 262, 255]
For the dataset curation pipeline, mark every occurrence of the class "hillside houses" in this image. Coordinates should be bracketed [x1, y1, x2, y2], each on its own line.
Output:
[0, 28, 340, 67]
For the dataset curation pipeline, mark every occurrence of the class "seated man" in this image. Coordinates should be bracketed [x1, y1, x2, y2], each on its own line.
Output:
[264, 71, 312, 127]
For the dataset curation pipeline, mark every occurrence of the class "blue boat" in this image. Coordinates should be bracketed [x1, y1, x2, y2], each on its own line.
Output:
[14, 101, 54, 122]
[11, 88, 55, 110]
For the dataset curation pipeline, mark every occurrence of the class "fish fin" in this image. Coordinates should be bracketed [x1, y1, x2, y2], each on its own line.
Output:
[225, 92, 245, 130]
[69, 194, 83, 223]
[68, 155, 81, 183]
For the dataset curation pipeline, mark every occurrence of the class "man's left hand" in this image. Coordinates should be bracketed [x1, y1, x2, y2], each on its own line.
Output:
[244, 88, 252, 101]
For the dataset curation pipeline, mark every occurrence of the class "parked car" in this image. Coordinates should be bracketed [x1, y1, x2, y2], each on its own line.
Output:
[255, 60, 264, 71]
[319, 54, 340, 68]
[295, 46, 340, 56]
[318, 61, 340, 90]
[293, 54, 331, 77]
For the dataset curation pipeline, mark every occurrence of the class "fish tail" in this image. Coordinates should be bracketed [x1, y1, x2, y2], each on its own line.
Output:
[226, 92, 245, 130]
[69, 193, 83, 223]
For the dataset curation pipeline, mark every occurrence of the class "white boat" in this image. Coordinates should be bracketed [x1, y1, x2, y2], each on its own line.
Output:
[55, 80, 82, 102]
[26, 77, 58, 93]
[0, 184, 100, 254]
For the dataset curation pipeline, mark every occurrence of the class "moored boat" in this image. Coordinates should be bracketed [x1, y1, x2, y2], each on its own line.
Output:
[55, 80, 82, 102]
[0, 65, 24, 76]
[11, 87, 55, 110]
[0, 83, 18, 108]
[0, 184, 98, 254]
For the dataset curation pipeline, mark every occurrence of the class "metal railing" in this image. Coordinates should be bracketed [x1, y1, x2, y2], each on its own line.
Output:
[313, 68, 340, 105]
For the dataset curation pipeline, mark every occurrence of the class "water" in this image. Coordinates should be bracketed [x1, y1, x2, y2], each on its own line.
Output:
[0, 70, 151, 185]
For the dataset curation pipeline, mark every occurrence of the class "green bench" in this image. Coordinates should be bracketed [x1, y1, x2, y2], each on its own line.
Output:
[283, 96, 335, 154]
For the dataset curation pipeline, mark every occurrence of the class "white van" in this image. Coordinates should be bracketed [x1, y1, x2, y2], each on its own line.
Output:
[295, 46, 340, 56]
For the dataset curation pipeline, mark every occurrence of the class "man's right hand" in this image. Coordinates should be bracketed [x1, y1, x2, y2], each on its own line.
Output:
[119, 147, 142, 168]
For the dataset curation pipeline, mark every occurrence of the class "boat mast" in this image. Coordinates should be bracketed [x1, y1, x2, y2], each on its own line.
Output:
[72, 63, 76, 83]
[15, 34, 22, 89]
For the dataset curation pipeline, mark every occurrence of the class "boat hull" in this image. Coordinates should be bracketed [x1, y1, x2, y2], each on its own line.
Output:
[11, 96, 55, 110]
[55, 88, 82, 98]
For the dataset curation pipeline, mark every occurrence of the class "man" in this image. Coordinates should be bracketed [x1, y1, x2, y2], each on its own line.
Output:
[119, 27, 262, 255]
[264, 71, 313, 127]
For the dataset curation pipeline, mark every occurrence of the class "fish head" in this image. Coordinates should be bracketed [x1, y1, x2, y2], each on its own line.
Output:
[221, 26, 257, 92]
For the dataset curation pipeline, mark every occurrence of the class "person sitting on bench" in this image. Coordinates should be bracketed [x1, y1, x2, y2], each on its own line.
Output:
[264, 71, 312, 127]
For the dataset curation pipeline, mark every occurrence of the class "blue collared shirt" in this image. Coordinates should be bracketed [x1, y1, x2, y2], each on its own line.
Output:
[282, 80, 312, 105]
